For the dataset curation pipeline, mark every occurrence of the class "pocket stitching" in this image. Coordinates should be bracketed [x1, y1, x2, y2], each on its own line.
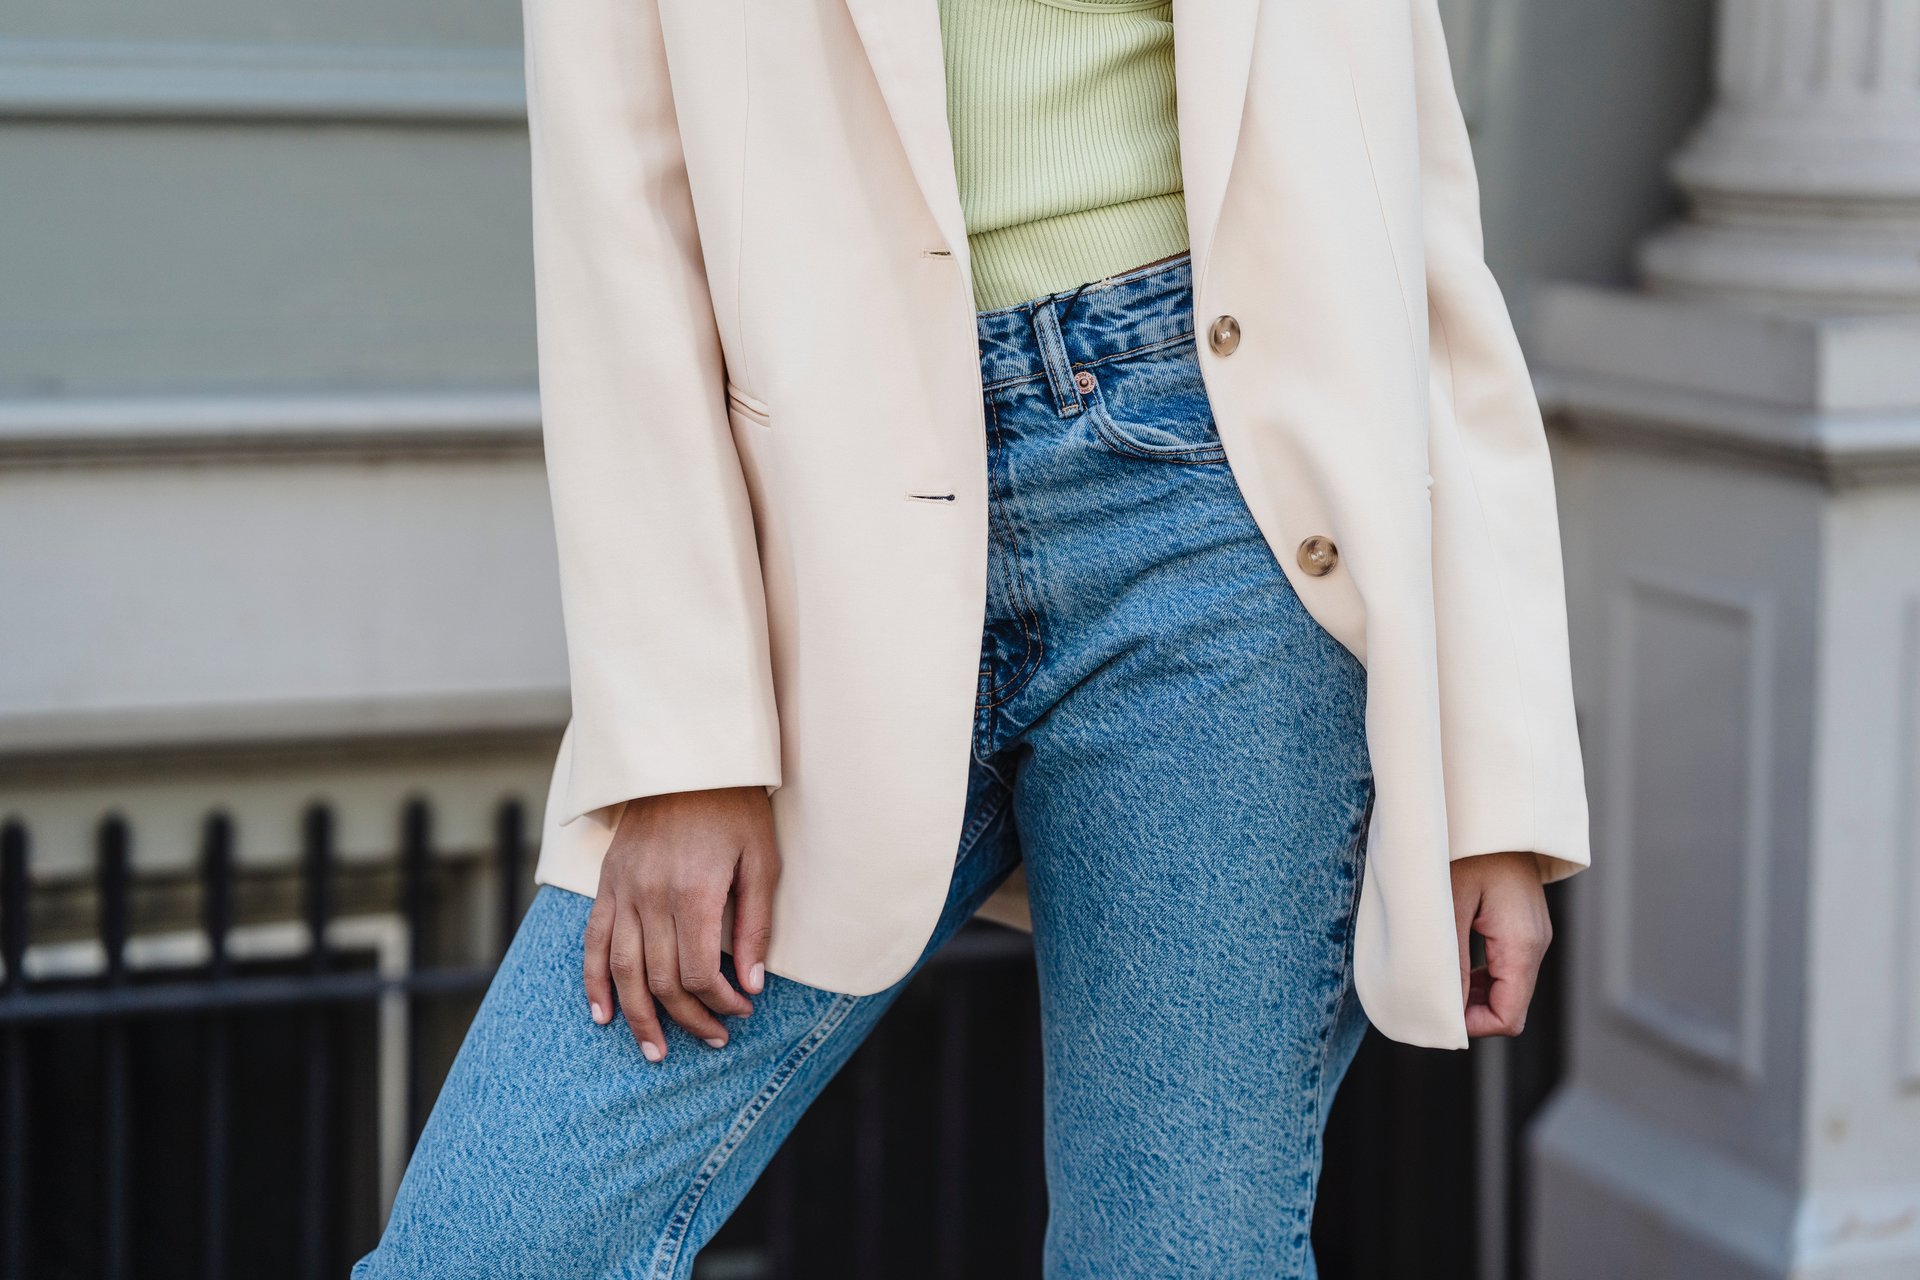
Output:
[1083, 391, 1228, 465]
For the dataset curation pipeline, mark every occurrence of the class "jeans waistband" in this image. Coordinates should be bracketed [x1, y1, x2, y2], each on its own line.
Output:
[974, 251, 1196, 411]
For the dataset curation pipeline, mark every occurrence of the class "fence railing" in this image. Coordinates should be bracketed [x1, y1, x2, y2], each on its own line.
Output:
[1, 799, 528, 1279]
[0, 797, 1047, 1280]
[0, 798, 1564, 1280]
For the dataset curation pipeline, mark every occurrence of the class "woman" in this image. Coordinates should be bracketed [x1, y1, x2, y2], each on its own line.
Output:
[355, 0, 1589, 1275]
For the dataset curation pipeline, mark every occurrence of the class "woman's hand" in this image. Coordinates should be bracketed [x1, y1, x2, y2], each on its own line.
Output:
[583, 786, 779, 1061]
[1450, 851, 1553, 1038]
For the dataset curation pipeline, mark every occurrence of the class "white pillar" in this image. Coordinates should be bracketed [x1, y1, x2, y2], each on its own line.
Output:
[1637, 0, 1920, 311]
[1527, 2, 1920, 1277]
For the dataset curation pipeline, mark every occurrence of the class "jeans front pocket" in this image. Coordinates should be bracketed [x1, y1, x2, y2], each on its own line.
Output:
[1078, 335, 1229, 465]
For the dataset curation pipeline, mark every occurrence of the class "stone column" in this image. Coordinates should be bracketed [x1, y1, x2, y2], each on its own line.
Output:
[1527, 2, 1920, 1277]
[1638, 0, 1920, 310]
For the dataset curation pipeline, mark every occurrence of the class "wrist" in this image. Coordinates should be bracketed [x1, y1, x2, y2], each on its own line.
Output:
[1451, 849, 1546, 884]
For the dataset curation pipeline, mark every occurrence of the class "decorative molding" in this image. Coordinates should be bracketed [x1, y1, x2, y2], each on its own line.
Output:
[1639, 0, 1920, 305]
[1601, 573, 1775, 1080]
[1537, 285, 1920, 413]
[1538, 369, 1920, 486]
[1536, 1087, 1920, 1273]
[1531, 1085, 1803, 1274]
[1535, 284, 1920, 486]
[0, 389, 543, 467]
[1727, 0, 1920, 98]
[1900, 596, 1920, 1089]
[0, 38, 526, 124]
[0, 687, 569, 781]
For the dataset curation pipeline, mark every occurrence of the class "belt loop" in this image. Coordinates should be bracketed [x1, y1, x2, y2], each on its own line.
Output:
[1028, 300, 1081, 417]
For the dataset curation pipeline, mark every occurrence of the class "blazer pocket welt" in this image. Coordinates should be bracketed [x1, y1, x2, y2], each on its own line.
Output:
[725, 380, 772, 427]
[721, 379, 792, 665]
[723, 380, 777, 551]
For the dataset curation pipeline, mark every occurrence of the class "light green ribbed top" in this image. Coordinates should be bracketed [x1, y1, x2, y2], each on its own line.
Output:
[936, 0, 1189, 312]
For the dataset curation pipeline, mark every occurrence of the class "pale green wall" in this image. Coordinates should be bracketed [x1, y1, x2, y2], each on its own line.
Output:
[3, 1, 519, 51]
[0, 3, 533, 397]
[0, 2, 565, 882]
[2, 0, 1713, 395]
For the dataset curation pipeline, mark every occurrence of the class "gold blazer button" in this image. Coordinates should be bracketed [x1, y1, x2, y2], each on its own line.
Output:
[1207, 314, 1241, 355]
[1297, 535, 1339, 576]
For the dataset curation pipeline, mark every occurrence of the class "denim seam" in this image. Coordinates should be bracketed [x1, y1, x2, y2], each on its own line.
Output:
[1075, 329, 1197, 372]
[973, 663, 999, 761]
[645, 992, 862, 1279]
[1285, 798, 1373, 1274]
[983, 437, 1044, 706]
[1029, 301, 1083, 416]
[954, 782, 1010, 869]
[978, 329, 1199, 394]
[969, 742, 1016, 796]
[1082, 392, 1230, 466]
[976, 395, 1045, 710]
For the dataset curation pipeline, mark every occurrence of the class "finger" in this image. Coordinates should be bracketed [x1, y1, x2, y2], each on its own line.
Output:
[675, 885, 753, 1020]
[1464, 985, 1510, 1037]
[1481, 929, 1544, 1036]
[731, 842, 778, 997]
[641, 904, 731, 1047]
[1465, 973, 1530, 1036]
[1463, 965, 1506, 1037]
[1465, 965, 1495, 1008]
[608, 906, 667, 1062]
[582, 889, 617, 1026]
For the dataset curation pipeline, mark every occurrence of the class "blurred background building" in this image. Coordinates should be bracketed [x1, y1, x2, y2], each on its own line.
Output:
[1530, 2, 1920, 1277]
[2, 0, 1915, 1276]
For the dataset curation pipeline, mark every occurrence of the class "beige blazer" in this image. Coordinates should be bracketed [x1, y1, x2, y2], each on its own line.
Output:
[523, 0, 1591, 1050]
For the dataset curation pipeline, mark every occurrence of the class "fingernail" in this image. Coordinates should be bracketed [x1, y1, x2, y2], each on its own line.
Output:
[704, 1036, 727, 1049]
[641, 1041, 663, 1062]
[590, 1001, 606, 1024]
[749, 963, 765, 993]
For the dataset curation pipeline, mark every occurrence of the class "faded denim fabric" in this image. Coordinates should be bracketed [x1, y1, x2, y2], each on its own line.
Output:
[353, 250, 1375, 1280]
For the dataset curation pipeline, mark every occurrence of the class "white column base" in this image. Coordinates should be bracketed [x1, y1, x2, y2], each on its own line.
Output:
[1532, 1086, 1920, 1280]
[1632, 0, 1920, 311]
[1637, 220, 1920, 315]
[1529, 286, 1920, 1280]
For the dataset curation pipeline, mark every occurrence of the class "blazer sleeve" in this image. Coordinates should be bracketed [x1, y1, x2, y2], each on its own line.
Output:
[521, 0, 781, 828]
[1409, 0, 1591, 883]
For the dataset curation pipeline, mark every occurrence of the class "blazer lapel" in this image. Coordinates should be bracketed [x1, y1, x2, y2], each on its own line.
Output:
[842, 0, 971, 265]
[1171, 0, 1261, 289]
[842, 0, 1262, 294]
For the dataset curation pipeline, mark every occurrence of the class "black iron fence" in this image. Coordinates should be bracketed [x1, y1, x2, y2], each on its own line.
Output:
[0, 798, 1568, 1280]
[1, 800, 524, 1279]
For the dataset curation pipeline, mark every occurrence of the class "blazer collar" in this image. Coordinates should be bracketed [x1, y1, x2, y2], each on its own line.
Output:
[842, 0, 1261, 299]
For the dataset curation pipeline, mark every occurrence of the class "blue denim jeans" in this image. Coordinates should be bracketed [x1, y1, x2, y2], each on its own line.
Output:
[353, 250, 1375, 1279]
